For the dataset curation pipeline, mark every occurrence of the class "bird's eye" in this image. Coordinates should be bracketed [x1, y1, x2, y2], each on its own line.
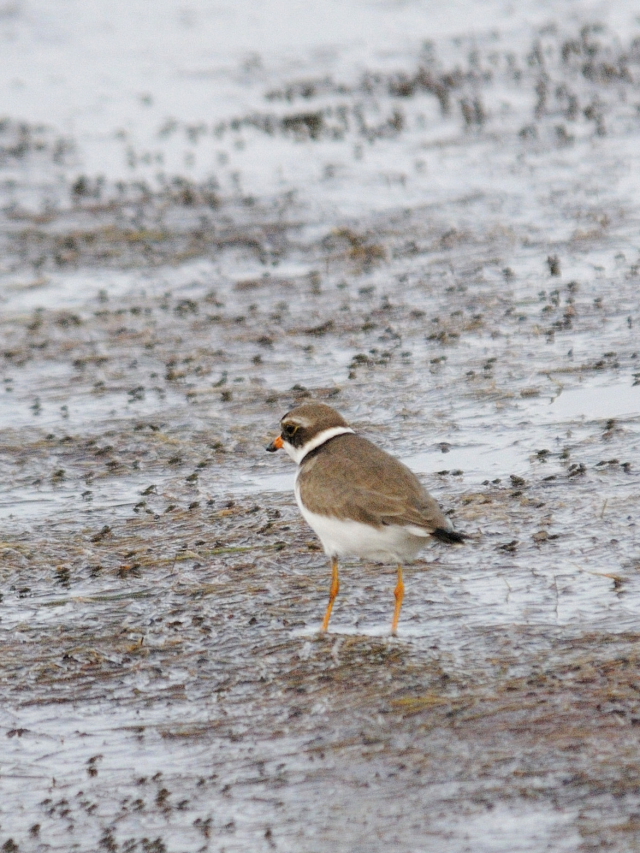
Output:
[283, 423, 297, 438]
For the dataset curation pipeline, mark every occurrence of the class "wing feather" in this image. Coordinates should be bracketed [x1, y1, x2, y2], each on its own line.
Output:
[298, 434, 450, 534]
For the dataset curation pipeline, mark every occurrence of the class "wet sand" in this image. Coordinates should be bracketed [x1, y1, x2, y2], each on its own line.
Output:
[1, 8, 640, 852]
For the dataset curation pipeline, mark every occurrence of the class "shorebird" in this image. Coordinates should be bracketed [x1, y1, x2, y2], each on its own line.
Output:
[266, 402, 464, 634]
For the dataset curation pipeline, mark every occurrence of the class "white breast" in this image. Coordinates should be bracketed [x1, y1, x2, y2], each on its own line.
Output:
[294, 476, 429, 563]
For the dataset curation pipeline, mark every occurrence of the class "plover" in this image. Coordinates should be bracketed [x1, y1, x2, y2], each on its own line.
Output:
[266, 401, 464, 634]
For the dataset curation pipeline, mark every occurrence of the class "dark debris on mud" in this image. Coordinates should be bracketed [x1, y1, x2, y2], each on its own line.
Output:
[1, 20, 640, 853]
[2, 492, 640, 851]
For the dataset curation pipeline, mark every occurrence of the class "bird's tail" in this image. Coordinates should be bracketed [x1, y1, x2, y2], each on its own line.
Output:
[432, 527, 467, 544]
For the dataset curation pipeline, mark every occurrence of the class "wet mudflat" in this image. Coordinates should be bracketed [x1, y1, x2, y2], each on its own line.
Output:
[2, 4, 640, 851]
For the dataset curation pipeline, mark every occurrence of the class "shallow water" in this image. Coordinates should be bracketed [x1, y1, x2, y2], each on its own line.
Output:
[2, 1, 640, 851]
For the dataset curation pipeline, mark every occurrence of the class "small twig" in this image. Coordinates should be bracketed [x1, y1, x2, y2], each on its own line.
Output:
[501, 574, 512, 604]
[331, 637, 344, 665]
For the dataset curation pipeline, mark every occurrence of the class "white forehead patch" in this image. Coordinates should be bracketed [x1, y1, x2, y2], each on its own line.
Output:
[283, 414, 313, 429]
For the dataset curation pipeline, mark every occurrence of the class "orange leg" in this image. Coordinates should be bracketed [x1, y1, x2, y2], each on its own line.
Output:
[321, 557, 340, 632]
[391, 565, 405, 636]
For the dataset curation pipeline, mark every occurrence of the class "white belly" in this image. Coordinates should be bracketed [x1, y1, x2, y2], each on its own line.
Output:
[295, 479, 428, 563]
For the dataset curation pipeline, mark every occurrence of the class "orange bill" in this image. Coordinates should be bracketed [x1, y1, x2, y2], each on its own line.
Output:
[265, 434, 284, 452]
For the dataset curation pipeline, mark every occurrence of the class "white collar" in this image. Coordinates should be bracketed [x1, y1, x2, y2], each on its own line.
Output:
[284, 426, 354, 465]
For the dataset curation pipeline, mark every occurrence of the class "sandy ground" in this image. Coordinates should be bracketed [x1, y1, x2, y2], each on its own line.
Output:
[1, 3, 640, 851]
